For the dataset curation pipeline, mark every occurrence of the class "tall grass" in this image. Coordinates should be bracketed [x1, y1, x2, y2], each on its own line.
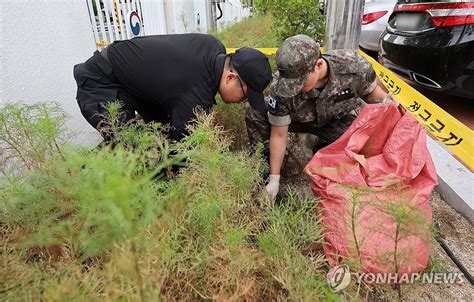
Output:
[211, 14, 278, 48]
[0, 102, 337, 300]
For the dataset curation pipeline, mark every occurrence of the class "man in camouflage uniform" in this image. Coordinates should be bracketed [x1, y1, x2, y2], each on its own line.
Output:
[245, 34, 389, 202]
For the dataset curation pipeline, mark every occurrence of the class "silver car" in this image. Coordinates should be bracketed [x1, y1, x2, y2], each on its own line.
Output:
[360, 0, 396, 54]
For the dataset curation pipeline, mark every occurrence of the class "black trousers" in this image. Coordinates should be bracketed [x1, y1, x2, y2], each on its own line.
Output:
[73, 50, 169, 141]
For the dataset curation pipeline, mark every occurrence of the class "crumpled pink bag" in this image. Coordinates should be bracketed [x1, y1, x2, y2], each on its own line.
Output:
[304, 103, 438, 273]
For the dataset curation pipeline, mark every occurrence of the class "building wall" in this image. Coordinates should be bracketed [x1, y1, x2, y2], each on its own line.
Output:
[164, 0, 196, 34]
[0, 0, 101, 145]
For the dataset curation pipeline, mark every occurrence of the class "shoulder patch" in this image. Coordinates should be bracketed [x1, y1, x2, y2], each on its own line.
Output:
[268, 95, 278, 109]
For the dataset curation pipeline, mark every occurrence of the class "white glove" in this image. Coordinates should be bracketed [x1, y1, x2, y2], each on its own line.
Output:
[265, 175, 280, 205]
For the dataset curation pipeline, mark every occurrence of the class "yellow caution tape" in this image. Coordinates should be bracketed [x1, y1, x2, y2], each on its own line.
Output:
[359, 50, 473, 171]
[226, 48, 277, 56]
[227, 47, 473, 170]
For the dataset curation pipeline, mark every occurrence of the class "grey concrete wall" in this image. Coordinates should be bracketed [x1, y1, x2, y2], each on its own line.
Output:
[0, 0, 101, 146]
[427, 137, 474, 224]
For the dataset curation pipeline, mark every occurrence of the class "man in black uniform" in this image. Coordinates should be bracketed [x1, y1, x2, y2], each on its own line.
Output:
[73, 33, 272, 141]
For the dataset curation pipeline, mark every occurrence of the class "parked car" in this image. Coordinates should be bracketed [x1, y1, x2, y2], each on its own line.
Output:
[379, 0, 474, 99]
[360, 0, 397, 56]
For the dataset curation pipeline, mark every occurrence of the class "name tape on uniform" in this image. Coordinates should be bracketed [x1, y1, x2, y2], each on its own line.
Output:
[227, 47, 473, 170]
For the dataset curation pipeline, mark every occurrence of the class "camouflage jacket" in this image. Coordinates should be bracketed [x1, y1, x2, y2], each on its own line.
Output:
[267, 50, 377, 128]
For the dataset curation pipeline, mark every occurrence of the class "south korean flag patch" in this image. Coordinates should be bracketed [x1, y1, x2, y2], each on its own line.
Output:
[267, 95, 278, 109]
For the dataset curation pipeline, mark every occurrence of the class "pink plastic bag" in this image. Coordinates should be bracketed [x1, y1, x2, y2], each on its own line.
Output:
[304, 103, 438, 274]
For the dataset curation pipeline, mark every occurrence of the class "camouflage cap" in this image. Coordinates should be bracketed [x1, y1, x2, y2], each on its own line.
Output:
[275, 34, 320, 97]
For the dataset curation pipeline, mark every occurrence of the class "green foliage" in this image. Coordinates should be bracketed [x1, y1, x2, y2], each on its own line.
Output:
[427, 254, 448, 273]
[249, 0, 326, 42]
[0, 102, 69, 173]
[5, 147, 162, 257]
[257, 191, 339, 301]
[0, 102, 337, 300]
[261, 190, 322, 252]
[224, 227, 246, 250]
[211, 14, 278, 47]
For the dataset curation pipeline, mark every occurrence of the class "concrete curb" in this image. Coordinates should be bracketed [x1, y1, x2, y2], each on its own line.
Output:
[427, 136, 473, 225]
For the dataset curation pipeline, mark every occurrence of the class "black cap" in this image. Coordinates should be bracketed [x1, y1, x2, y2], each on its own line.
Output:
[231, 48, 272, 112]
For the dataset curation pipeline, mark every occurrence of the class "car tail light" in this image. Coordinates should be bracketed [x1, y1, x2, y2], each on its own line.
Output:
[394, 2, 474, 27]
[362, 11, 388, 25]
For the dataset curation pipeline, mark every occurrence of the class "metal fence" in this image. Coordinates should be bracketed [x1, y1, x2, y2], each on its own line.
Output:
[86, 0, 250, 49]
[86, 0, 150, 49]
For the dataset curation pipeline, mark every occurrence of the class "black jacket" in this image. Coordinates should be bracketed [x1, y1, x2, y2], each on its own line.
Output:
[107, 33, 227, 139]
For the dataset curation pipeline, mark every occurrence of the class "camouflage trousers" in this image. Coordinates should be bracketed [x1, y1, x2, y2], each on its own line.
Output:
[244, 105, 356, 152]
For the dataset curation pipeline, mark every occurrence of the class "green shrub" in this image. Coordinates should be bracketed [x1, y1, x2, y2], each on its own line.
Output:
[248, 0, 326, 42]
[4, 147, 162, 256]
[257, 191, 339, 301]
[0, 102, 69, 173]
[211, 15, 278, 151]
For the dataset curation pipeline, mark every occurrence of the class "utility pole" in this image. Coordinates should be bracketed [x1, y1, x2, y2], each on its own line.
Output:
[324, 0, 365, 51]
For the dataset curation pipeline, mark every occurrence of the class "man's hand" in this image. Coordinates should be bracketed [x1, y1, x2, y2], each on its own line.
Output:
[266, 174, 280, 204]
